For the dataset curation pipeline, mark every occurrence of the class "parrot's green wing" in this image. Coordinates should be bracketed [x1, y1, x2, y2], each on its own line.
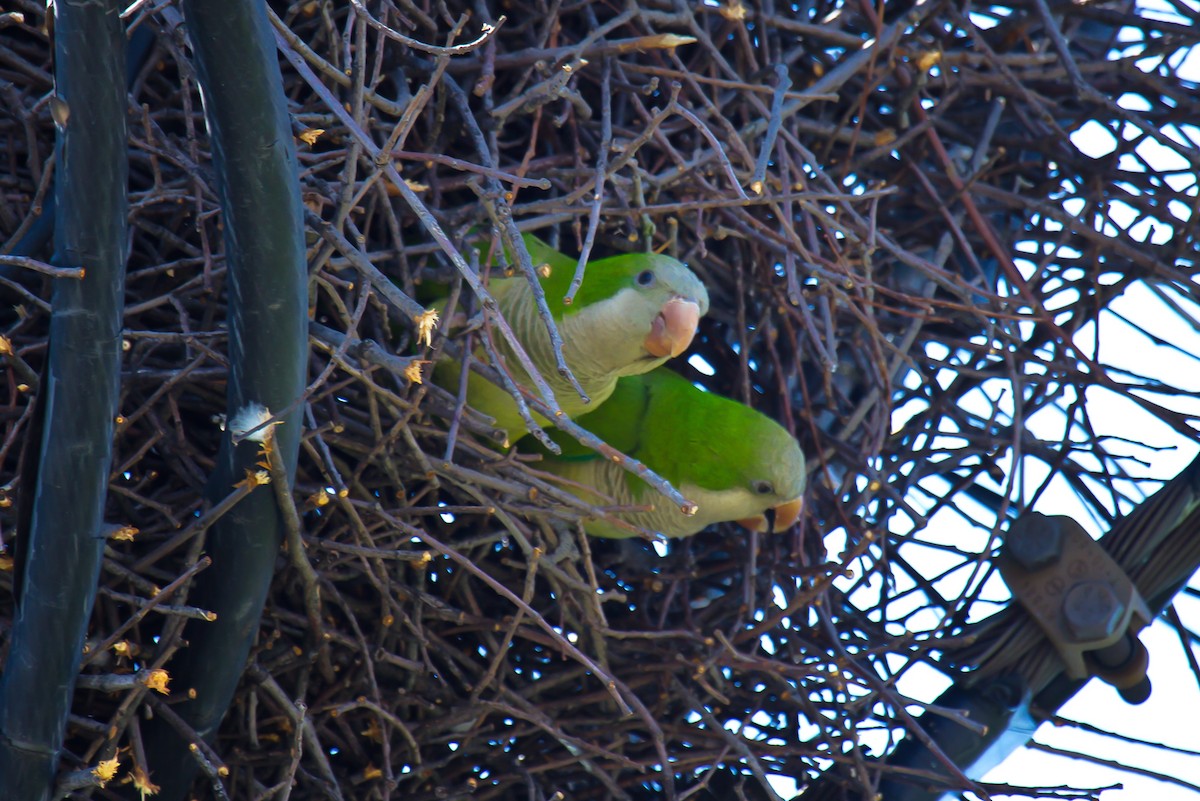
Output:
[540, 369, 653, 461]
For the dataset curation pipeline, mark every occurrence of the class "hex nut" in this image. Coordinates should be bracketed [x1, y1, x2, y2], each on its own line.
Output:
[1005, 513, 1065, 572]
[1062, 580, 1125, 642]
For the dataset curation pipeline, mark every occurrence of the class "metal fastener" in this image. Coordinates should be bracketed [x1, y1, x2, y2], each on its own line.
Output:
[1061, 580, 1125, 641]
[1005, 513, 1065, 572]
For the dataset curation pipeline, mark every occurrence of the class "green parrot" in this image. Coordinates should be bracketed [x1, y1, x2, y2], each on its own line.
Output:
[436, 234, 710, 443]
[535, 367, 807, 538]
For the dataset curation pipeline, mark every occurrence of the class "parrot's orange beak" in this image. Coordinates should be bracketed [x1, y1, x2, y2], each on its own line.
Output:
[737, 497, 804, 534]
[644, 297, 701, 358]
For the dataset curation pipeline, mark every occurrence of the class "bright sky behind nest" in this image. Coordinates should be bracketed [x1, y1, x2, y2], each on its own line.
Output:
[909, 1, 1200, 797]
[968, 1, 1200, 796]
[747, 0, 1200, 797]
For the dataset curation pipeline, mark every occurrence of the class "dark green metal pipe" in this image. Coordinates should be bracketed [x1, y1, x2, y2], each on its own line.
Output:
[0, 1, 128, 798]
[134, 0, 308, 797]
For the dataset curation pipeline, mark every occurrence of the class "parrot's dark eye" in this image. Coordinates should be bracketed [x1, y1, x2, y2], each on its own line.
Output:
[753, 480, 774, 495]
[636, 270, 656, 287]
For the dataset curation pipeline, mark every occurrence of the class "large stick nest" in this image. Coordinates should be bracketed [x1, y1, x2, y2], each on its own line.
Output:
[2, 0, 1199, 798]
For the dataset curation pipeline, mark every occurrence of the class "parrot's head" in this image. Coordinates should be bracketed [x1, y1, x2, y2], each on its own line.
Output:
[567, 251, 709, 373]
[610, 253, 711, 362]
[657, 374, 807, 536]
[522, 235, 709, 375]
[731, 422, 807, 533]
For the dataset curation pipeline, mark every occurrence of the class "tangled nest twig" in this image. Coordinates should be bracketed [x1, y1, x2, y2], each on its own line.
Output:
[3, 0, 1200, 798]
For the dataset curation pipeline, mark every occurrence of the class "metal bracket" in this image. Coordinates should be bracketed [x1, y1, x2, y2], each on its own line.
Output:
[998, 511, 1153, 704]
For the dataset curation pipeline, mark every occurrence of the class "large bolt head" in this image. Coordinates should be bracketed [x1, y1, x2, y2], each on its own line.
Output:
[1062, 580, 1125, 642]
[1005, 513, 1064, 571]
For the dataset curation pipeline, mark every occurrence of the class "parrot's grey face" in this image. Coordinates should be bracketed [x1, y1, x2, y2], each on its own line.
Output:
[625, 260, 710, 363]
[552, 255, 708, 386]
[670, 477, 802, 537]
[679, 481, 803, 535]
[734, 452, 807, 534]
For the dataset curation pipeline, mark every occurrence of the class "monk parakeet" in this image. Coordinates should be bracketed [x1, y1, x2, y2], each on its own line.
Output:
[535, 368, 807, 538]
[437, 234, 709, 443]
